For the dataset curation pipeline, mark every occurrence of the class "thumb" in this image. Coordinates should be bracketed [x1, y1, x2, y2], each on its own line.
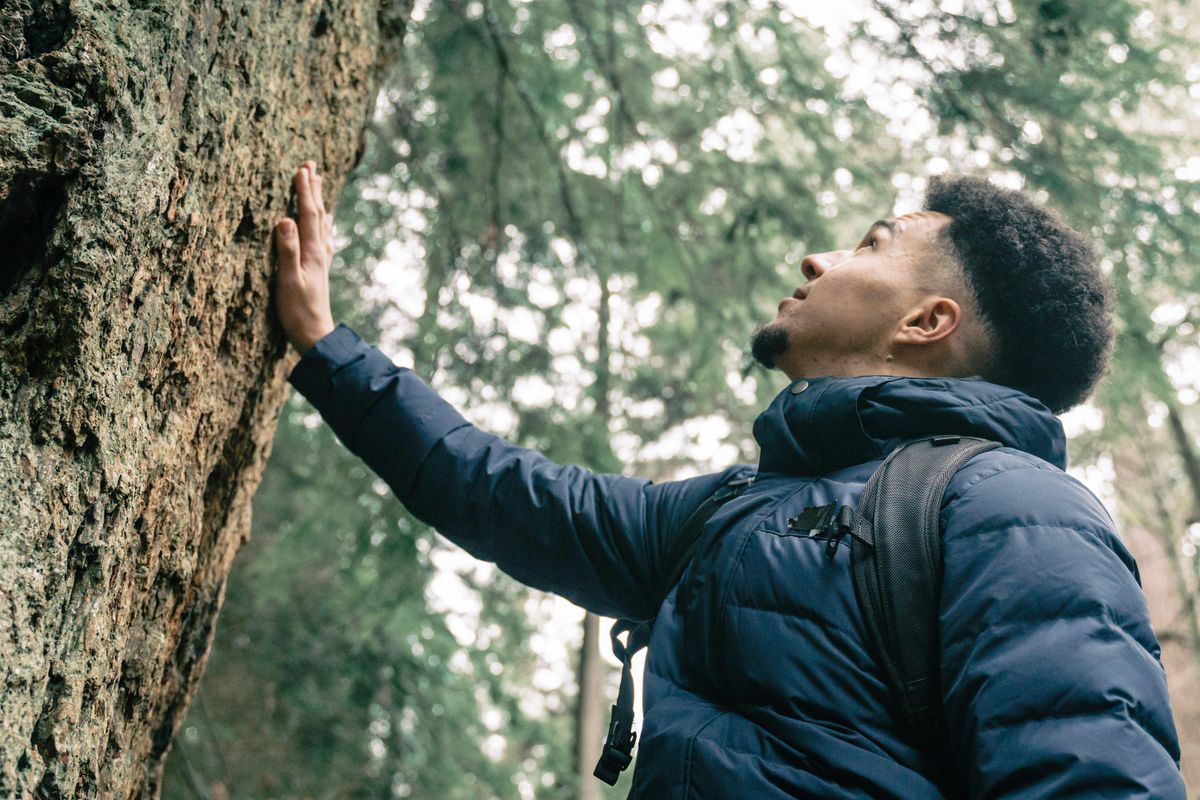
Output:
[275, 219, 299, 270]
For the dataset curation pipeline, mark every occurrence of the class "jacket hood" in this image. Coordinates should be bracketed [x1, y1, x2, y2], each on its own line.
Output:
[752, 375, 1067, 476]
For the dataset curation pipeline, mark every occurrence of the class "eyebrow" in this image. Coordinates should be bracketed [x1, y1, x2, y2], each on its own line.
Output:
[868, 219, 897, 236]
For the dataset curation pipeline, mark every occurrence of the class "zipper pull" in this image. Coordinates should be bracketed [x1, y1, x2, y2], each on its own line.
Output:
[824, 505, 856, 558]
[787, 501, 838, 537]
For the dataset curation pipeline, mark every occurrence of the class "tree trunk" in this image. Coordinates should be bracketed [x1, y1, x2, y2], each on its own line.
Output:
[573, 269, 614, 800]
[574, 45, 626, 794]
[574, 612, 605, 800]
[1106, 404, 1200, 793]
[0, 2, 409, 797]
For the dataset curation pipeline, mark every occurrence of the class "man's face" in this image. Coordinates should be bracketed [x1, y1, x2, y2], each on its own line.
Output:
[751, 211, 953, 379]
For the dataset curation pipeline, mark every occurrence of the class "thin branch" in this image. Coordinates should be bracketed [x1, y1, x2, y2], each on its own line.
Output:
[171, 739, 212, 800]
[196, 691, 232, 783]
[562, 0, 641, 134]
[1121, 402, 1200, 656]
[472, 0, 589, 244]
[487, 24, 507, 252]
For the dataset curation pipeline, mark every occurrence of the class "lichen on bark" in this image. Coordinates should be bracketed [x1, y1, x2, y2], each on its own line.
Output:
[0, 2, 410, 796]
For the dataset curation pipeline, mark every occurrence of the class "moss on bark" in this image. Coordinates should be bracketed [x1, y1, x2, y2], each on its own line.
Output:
[0, 2, 410, 796]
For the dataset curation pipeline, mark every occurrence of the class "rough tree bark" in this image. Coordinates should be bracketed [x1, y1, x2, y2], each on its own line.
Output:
[0, 1, 409, 796]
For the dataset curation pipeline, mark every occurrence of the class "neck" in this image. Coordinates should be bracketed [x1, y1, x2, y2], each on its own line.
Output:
[780, 345, 969, 382]
[781, 354, 913, 381]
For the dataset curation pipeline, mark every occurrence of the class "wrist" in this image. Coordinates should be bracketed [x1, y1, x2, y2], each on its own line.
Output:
[293, 320, 336, 355]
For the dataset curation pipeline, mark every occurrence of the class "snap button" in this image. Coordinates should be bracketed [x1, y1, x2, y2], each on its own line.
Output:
[790, 380, 810, 394]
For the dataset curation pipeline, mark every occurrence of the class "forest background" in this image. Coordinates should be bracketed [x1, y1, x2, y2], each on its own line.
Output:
[161, 0, 1200, 797]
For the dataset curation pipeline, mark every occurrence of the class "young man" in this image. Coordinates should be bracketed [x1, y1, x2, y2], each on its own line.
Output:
[274, 162, 1184, 797]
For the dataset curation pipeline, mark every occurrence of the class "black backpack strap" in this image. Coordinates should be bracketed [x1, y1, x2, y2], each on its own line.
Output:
[594, 471, 755, 786]
[850, 434, 1000, 787]
[593, 618, 648, 785]
[659, 474, 756, 598]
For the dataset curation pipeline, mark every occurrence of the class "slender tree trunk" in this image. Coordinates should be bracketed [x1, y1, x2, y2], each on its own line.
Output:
[574, 265, 614, 800]
[0, 2, 409, 796]
[574, 612, 605, 800]
[574, 22, 626, 788]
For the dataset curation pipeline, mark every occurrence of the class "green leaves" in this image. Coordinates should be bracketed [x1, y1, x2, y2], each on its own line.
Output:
[167, 1, 1200, 796]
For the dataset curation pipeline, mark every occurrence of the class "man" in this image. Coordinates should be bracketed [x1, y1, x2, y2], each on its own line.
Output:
[273, 162, 1184, 797]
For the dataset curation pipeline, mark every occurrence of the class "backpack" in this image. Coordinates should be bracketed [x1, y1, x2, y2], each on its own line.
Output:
[593, 434, 1000, 791]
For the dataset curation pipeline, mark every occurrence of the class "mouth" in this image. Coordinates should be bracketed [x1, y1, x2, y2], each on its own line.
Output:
[776, 287, 806, 314]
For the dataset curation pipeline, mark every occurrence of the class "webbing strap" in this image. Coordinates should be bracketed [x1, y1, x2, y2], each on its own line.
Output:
[593, 619, 649, 784]
[594, 474, 754, 786]
[660, 476, 756, 594]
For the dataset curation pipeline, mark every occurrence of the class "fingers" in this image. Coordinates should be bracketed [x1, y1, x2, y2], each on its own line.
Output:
[292, 161, 336, 267]
[295, 164, 323, 248]
[275, 218, 299, 269]
[313, 166, 325, 214]
[304, 159, 326, 213]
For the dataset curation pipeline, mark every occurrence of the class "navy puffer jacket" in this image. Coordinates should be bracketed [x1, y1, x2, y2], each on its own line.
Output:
[291, 325, 1184, 798]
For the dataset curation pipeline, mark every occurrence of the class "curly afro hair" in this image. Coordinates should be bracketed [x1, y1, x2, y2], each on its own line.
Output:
[923, 175, 1114, 414]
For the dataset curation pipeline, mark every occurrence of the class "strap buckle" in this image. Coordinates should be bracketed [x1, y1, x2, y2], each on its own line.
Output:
[593, 705, 636, 785]
[713, 475, 755, 503]
[825, 504, 857, 558]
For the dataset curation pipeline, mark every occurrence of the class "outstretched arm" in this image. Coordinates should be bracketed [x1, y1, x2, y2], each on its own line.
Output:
[272, 162, 743, 619]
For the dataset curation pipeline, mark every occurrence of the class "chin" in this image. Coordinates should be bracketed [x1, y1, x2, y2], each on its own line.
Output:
[750, 322, 792, 371]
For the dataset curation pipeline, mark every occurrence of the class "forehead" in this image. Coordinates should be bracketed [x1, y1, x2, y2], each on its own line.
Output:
[870, 210, 951, 240]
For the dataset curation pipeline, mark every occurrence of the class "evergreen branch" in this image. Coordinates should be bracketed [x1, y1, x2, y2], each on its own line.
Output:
[472, 0, 589, 245]
[562, 0, 641, 134]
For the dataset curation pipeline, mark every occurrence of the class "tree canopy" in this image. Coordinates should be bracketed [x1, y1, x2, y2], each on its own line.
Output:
[165, 0, 1200, 796]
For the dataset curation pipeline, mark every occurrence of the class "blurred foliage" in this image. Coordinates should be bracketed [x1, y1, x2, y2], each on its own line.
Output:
[165, 0, 1200, 797]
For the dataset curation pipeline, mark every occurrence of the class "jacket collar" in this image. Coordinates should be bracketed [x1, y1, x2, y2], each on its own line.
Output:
[752, 375, 1067, 476]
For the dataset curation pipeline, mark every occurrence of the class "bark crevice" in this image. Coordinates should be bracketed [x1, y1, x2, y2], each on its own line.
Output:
[0, 2, 413, 796]
[0, 170, 67, 297]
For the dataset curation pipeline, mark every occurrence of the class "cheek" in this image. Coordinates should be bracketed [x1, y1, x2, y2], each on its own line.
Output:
[817, 271, 901, 310]
[825, 276, 910, 342]
[855, 276, 910, 317]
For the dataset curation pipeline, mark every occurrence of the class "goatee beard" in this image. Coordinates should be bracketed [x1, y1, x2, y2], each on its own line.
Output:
[749, 323, 790, 370]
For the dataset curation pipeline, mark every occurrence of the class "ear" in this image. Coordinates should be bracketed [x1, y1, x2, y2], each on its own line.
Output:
[893, 296, 961, 347]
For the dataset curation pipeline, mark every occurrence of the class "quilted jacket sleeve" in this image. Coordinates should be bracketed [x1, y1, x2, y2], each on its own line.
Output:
[938, 451, 1184, 798]
[288, 324, 746, 620]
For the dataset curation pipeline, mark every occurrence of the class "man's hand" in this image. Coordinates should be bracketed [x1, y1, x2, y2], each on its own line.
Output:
[275, 160, 336, 354]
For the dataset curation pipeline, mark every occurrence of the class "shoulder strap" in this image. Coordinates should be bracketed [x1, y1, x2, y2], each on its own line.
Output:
[659, 474, 756, 604]
[593, 471, 755, 786]
[851, 434, 1000, 786]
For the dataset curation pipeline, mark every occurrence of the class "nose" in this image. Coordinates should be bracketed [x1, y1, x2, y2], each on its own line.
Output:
[800, 249, 853, 280]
